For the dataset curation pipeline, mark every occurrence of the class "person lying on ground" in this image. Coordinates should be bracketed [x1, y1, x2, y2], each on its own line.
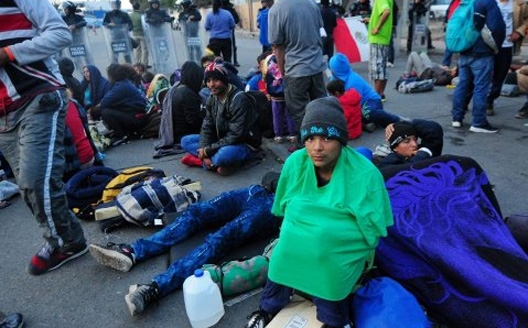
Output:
[403, 51, 457, 86]
[378, 119, 444, 168]
[88, 173, 281, 317]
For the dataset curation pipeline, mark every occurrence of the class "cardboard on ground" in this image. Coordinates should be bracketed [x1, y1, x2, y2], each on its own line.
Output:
[266, 295, 323, 328]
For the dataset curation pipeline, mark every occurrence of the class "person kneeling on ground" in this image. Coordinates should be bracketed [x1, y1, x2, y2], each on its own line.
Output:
[88, 174, 281, 317]
[504, 65, 528, 119]
[378, 119, 443, 168]
[246, 97, 393, 328]
[180, 58, 262, 176]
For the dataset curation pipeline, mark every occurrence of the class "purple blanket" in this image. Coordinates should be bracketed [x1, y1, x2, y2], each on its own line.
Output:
[377, 155, 528, 328]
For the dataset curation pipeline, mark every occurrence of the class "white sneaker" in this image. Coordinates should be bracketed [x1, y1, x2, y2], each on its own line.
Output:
[452, 121, 462, 128]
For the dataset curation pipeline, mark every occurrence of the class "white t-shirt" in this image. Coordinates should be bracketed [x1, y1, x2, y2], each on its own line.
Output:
[497, 0, 513, 47]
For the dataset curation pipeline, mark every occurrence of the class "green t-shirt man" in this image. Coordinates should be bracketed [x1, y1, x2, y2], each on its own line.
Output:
[368, 0, 393, 45]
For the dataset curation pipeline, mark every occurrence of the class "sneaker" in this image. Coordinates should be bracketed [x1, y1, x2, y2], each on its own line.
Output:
[28, 242, 88, 275]
[125, 283, 159, 316]
[246, 309, 272, 328]
[286, 135, 298, 143]
[88, 242, 135, 272]
[0, 312, 23, 328]
[515, 111, 528, 119]
[452, 121, 462, 128]
[469, 123, 499, 133]
[273, 136, 284, 143]
[387, 62, 394, 68]
[181, 154, 203, 167]
[110, 135, 130, 147]
[381, 94, 387, 103]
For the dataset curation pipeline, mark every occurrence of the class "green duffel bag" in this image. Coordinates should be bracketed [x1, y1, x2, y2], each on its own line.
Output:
[202, 255, 269, 297]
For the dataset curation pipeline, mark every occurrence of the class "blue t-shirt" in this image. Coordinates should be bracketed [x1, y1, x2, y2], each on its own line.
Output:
[205, 9, 235, 39]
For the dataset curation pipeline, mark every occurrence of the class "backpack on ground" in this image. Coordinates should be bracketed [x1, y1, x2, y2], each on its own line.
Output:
[445, 0, 479, 53]
[115, 174, 201, 227]
[101, 166, 166, 203]
[396, 77, 435, 93]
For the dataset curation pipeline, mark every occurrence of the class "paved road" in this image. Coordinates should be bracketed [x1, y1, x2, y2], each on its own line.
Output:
[1, 31, 527, 327]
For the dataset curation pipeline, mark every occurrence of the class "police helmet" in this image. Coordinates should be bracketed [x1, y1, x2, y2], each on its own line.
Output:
[109, 0, 121, 9]
[181, 0, 192, 7]
[148, 0, 160, 4]
[61, 1, 77, 12]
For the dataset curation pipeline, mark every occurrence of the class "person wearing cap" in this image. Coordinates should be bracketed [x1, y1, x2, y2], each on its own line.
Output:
[246, 97, 393, 328]
[180, 58, 262, 176]
[378, 119, 444, 168]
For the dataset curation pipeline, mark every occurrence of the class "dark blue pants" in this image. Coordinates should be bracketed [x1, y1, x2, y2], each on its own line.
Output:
[260, 279, 354, 327]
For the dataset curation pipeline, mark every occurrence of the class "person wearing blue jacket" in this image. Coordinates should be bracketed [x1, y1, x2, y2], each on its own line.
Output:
[257, 0, 273, 52]
[329, 53, 400, 130]
[100, 64, 147, 146]
[451, 0, 505, 133]
[205, 0, 235, 63]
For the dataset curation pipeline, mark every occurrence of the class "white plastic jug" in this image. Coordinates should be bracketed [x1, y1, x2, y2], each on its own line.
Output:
[183, 269, 225, 328]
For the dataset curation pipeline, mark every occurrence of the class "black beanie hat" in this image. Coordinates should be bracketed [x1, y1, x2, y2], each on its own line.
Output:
[204, 59, 229, 86]
[300, 97, 348, 145]
[388, 121, 417, 150]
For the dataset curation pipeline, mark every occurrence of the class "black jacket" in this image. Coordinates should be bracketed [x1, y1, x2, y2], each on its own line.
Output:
[170, 62, 205, 142]
[378, 119, 444, 168]
[145, 8, 173, 24]
[200, 87, 261, 156]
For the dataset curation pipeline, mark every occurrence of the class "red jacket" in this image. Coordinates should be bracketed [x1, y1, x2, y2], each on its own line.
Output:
[338, 89, 362, 140]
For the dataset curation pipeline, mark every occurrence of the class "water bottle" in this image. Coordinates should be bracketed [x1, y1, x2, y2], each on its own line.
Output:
[183, 269, 225, 328]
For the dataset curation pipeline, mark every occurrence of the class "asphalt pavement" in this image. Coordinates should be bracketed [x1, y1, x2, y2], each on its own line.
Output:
[0, 30, 527, 328]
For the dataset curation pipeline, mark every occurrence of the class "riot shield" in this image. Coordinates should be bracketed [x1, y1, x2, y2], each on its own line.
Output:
[174, 19, 203, 64]
[102, 24, 133, 64]
[63, 27, 95, 76]
[142, 17, 179, 76]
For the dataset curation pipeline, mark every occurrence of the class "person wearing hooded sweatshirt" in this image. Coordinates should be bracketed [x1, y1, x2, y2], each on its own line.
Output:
[153, 61, 206, 158]
[80, 65, 111, 120]
[329, 53, 400, 129]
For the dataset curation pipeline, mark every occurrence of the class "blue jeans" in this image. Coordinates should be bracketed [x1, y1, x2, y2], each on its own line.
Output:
[260, 279, 354, 327]
[362, 99, 400, 127]
[0, 90, 86, 248]
[180, 134, 252, 168]
[452, 55, 494, 127]
[131, 185, 280, 297]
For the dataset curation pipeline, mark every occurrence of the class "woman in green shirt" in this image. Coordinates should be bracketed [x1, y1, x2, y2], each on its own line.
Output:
[246, 97, 394, 328]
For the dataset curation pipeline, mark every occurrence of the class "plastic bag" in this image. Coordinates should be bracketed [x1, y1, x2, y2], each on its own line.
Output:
[353, 277, 431, 328]
[0, 180, 19, 201]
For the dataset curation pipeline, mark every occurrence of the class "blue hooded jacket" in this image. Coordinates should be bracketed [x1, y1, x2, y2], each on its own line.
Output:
[80, 65, 111, 108]
[329, 53, 381, 106]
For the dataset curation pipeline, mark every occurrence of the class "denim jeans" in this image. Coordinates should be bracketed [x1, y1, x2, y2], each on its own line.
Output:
[452, 55, 494, 127]
[362, 99, 400, 127]
[442, 49, 453, 67]
[0, 90, 86, 248]
[260, 279, 354, 327]
[180, 134, 252, 168]
[131, 185, 279, 297]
